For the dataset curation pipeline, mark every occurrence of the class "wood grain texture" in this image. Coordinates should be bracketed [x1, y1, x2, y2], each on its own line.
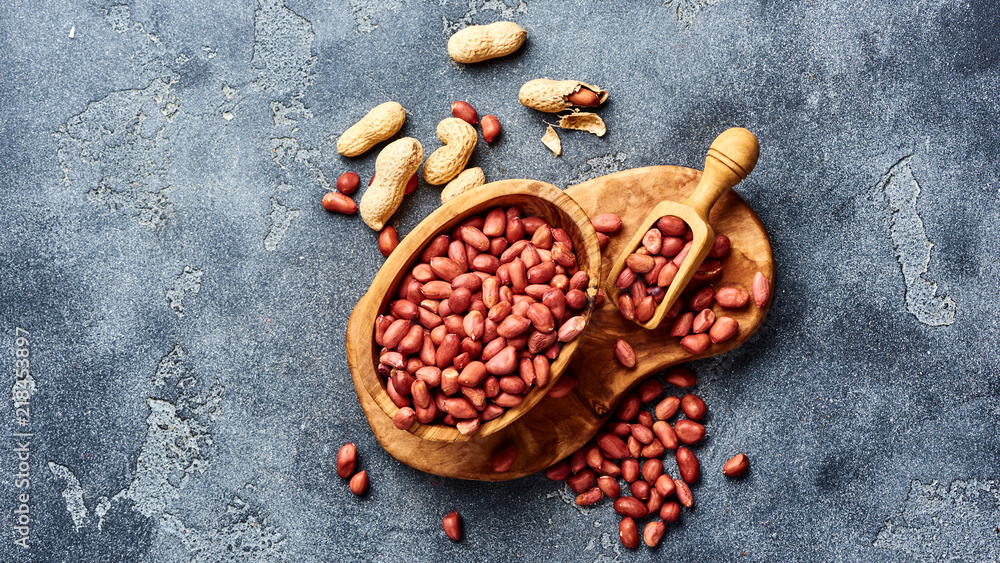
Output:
[345, 166, 772, 481]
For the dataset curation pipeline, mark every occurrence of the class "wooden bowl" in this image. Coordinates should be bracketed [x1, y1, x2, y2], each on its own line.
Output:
[346, 179, 602, 443]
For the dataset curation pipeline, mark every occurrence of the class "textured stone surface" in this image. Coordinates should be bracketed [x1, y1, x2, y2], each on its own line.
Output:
[2, 0, 998, 560]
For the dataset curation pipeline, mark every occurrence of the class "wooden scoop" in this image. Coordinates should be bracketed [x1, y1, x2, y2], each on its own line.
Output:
[605, 127, 760, 329]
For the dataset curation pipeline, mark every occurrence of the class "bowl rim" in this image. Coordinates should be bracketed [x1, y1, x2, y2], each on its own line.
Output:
[348, 178, 603, 442]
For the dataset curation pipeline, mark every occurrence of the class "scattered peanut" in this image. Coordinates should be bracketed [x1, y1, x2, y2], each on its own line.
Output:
[349, 470, 369, 495]
[359, 137, 424, 230]
[492, 442, 518, 473]
[481, 115, 501, 143]
[643, 521, 666, 548]
[676, 447, 700, 483]
[619, 517, 639, 549]
[674, 478, 693, 508]
[440, 167, 486, 203]
[451, 100, 479, 125]
[576, 487, 603, 506]
[442, 510, 463, 541]
[723, 453, 750, 477]
[423, 118, 477, 185]
[322, 192, 358, 214]
[518, 79, 608, 113]
[613, 339, 636, 368]
[336, 443, 357, 478]
[448, 21, 527, 64]
[379, 226, 399, 257]
[337, 101, 406, 157]
[680, 394, 706, 420]
[337, 171, 360, 195]
[664, 366, 697, 388]
[660, 501, 680, 522]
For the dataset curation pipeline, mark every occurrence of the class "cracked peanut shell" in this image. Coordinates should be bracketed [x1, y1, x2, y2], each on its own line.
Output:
[519, 79, 608, 113]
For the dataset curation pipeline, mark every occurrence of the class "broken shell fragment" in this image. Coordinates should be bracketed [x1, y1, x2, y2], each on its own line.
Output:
[558, 112, 606, 137]
[542, 126, 562, 156]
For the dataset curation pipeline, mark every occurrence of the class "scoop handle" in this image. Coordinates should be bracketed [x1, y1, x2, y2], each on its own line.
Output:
[684, 128, 760, 220]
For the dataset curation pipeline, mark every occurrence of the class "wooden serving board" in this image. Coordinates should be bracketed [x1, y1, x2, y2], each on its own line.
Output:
[346, 165, 773, 481]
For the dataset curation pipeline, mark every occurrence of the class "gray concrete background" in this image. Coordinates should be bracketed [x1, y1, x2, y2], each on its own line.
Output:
[2, 0, 998, 560]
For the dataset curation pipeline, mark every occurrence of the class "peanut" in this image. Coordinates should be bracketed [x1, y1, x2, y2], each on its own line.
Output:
[440, 167, 486, 203]
[676, 447, 700, 483]
[680, 333, 710, 355]
[630, 480, 650, 501]
[674, 478, 693, 508]
[654, 396, 680, 420]
[654, 473, 675, 497]
[642, 459, 664, 483]
[660, 502, 681, 523]
[518, 79, 608, 113]
[613, 497, 648, 518]
[643, 521, 666, 548]
[637, 379, 663, 403]
[576, 487, 603, 506]
[337, 101, 406, 157]
[546, 460, 571, 481]
[680, 394, 707, 421]
[379, 226, 399, 257]
[597, 433, 630, 460]
[349, 470, 369, 495]
[359, 137, 424, 230]
[492, 442, 518, 473]
[646, 489, 664, 515]
[652, 421, 678, 450]
[567, 88, 600, 107]
[393, 407, 416, 430]
[451, 100, 478, 125]
[448, 21, 526, 64]
[567, 469, 596, 494]
[715, 287, 750, 308]
[708, 234, 731, 258]
[674, 419, 705, 445]
[336, 443, 357, 478]
[691, 309, 716, 334]
[547, 375, 575, 398]
[442, 510, 462, 541]
[615, 392, 641, 421]
[322, 192, 357, 214]
[423, 118, 477, 186]
[336, 171, 360, 195]
[709, 316, 739, 343]
[665, 366, 697, 388]
[753, 271, 771, 307]
[619, 517, 639, 549]
[723, 453, 750, 477]
[621, 459, 639, 483]
[594, 476, 619, 501]
[481, 115, 501, 143]
[613, 339, 636, 368]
